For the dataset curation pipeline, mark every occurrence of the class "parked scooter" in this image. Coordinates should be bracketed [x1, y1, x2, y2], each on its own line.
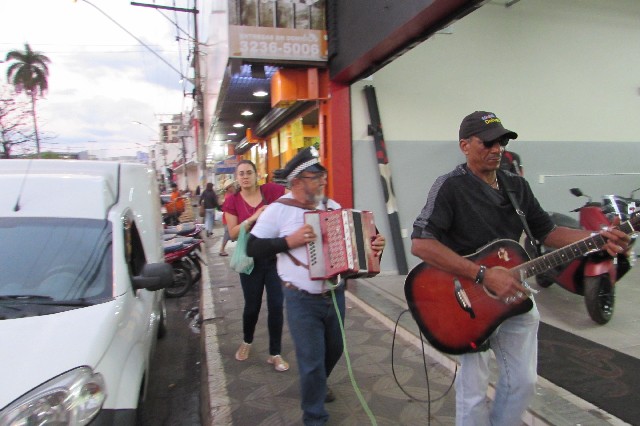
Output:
[163, 236, 203, 298]
[533, 188, 637, 324]
[164, 221, 205, 239]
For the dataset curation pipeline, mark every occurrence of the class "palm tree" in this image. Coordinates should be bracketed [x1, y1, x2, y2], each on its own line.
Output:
[6, 43, 50, 157]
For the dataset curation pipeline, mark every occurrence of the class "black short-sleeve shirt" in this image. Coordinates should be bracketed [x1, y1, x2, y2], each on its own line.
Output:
[411, 164, 554, 256]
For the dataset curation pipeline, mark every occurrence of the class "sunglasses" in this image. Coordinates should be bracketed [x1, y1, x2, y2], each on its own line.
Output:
[481, 137, 509, 149]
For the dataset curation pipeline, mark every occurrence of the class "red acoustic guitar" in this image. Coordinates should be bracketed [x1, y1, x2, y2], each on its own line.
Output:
[404, 213, 639, 355]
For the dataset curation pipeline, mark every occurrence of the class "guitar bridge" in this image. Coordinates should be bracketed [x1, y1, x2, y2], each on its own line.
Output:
[454, 278, 476, 319]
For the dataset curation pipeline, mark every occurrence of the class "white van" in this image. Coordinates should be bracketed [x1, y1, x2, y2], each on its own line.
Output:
[0, 160, 173, 425]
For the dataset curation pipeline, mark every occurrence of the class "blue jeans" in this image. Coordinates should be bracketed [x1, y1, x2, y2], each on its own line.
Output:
[204, 208, 216, 233]
[238, 259, 284, 355]
[284, 286, 345, 426]
[455, 303, 540, 426]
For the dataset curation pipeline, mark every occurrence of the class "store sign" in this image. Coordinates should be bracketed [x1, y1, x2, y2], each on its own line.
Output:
[229, 25, 327, 62]
[291, 119, 304, 149]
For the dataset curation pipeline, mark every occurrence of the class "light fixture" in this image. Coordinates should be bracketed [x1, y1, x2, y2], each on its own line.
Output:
[233, 123, 244, 128]
[228, 132, 237, 136]
[241, 110, 253, 116]
[253, 90, 268, 97]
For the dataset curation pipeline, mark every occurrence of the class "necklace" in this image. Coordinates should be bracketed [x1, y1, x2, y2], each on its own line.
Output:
[490, 178, 500, 190]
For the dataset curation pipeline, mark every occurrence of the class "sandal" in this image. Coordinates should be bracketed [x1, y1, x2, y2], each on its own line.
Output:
[267, 355, 289, 372]
[219, 252, 228, 256]
[235, 342, 251, 361]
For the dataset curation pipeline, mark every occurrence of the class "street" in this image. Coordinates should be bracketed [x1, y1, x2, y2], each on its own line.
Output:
[139, 284, 202, 425]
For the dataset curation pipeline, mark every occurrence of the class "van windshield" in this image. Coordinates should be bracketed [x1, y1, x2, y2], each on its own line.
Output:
[0, 218, 113, 316]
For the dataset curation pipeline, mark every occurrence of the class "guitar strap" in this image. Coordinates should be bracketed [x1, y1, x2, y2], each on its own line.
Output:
[500, 174, 540, 257]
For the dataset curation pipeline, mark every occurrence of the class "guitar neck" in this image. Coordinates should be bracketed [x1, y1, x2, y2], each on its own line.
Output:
[513, 218, 637, 280]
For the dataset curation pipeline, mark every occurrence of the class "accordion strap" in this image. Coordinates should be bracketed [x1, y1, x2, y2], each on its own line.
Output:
[274, 197, 333, 273]
[274, 197, 332, 211]
[285, 252, 309, 269]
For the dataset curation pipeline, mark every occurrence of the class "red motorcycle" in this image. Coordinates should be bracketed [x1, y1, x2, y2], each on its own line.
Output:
[163, 236, 203, 298]
[533, 188, 636, 324]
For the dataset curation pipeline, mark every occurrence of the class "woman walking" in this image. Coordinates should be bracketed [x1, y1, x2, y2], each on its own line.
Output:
[199, 182, 220, 237]
[223, 160, 289, 372]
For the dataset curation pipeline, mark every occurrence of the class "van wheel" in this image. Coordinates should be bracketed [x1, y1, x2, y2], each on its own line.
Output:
[166, 265, 192, 298]
[584, 274, 614, 325]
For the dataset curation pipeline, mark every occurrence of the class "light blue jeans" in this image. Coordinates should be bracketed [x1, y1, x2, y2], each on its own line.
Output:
[204, 208, 215, 234]
[284, 286, 345, 426]
[455, 303, 540, 426]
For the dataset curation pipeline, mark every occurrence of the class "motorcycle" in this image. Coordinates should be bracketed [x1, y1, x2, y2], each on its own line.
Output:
[164, 221, 205, 239]
[163, 235, 204, 298]
[533, 187, 637, 324]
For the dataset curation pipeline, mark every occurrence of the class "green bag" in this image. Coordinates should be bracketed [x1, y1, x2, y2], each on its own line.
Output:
[230, 222, 254, 274]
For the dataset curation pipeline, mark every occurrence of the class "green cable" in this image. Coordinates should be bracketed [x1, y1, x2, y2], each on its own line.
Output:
[329, 282, 378, 425]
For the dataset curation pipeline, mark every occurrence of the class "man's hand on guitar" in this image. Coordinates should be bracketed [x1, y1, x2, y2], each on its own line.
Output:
[600, 217, 632, 257]
[483, 267, 530, 305]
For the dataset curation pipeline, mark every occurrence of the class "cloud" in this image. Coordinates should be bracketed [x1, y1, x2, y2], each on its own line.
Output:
[1, 0, 194, 156]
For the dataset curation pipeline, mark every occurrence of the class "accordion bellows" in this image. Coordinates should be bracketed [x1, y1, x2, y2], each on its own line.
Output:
[304, 209, 380, 280]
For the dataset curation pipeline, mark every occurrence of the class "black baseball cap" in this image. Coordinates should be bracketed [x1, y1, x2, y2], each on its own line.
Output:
[459, 111, 518, 141]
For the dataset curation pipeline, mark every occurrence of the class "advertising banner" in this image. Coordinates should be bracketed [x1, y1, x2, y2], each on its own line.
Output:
[229, 25, 327, 62]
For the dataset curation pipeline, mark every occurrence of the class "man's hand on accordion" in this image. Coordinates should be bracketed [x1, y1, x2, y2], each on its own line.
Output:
[285, 224, 317, 249]
[371, 234, 386, 257]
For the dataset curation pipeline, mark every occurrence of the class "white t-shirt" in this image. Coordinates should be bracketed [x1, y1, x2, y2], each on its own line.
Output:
[250, 193, 341, 294]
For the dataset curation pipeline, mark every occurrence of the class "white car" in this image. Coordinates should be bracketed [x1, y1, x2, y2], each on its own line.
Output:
[0, 160, 173, 425]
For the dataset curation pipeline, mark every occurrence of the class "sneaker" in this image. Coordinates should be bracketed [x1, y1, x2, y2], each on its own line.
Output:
[235, 342, 251, 361]
[267, 355, 289, 372]
[325, 387, 336, 403]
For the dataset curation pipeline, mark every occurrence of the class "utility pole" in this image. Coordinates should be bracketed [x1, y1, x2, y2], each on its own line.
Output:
[192, 8, 207, 190]
[131, 1, 207, 188]
[177, 126, 189, 191]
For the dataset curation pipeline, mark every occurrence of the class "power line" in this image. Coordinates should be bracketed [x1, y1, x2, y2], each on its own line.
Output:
[78, 0, 188, 82]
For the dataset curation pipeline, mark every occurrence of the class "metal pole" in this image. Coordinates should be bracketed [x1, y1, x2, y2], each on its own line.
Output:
[193, 7, 207, 189]
[181, 136, 188, 190]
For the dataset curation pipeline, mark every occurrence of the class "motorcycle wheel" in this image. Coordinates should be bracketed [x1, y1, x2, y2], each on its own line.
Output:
[165, 265, 192, 298]
[584, 274, 615, 325]
[157, 298, 168, 339]
[182, 256, 202, 283]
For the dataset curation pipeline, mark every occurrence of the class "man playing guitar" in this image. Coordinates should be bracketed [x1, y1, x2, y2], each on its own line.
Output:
[409, 111, 630, 426]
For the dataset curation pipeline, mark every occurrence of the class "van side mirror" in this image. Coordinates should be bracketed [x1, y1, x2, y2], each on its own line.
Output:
[132, 263, 174, 291]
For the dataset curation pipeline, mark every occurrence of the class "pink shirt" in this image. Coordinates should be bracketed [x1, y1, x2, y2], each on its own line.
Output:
[223, 183, 285, 223]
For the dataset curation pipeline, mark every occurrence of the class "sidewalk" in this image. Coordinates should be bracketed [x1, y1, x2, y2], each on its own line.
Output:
[197, 223, 629, 425]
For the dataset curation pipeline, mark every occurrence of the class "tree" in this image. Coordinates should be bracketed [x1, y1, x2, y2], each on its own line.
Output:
[0, 85, 34, 159]
[5, 43, 50, 157]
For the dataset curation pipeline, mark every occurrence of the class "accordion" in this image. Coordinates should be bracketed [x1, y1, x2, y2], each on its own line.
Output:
[304, 209, 380, 280]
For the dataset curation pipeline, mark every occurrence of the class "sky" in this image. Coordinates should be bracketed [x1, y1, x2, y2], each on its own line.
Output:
[1, 0, 195, 157]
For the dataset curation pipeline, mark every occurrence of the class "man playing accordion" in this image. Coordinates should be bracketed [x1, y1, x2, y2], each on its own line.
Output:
[247, 147, 385, 425]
